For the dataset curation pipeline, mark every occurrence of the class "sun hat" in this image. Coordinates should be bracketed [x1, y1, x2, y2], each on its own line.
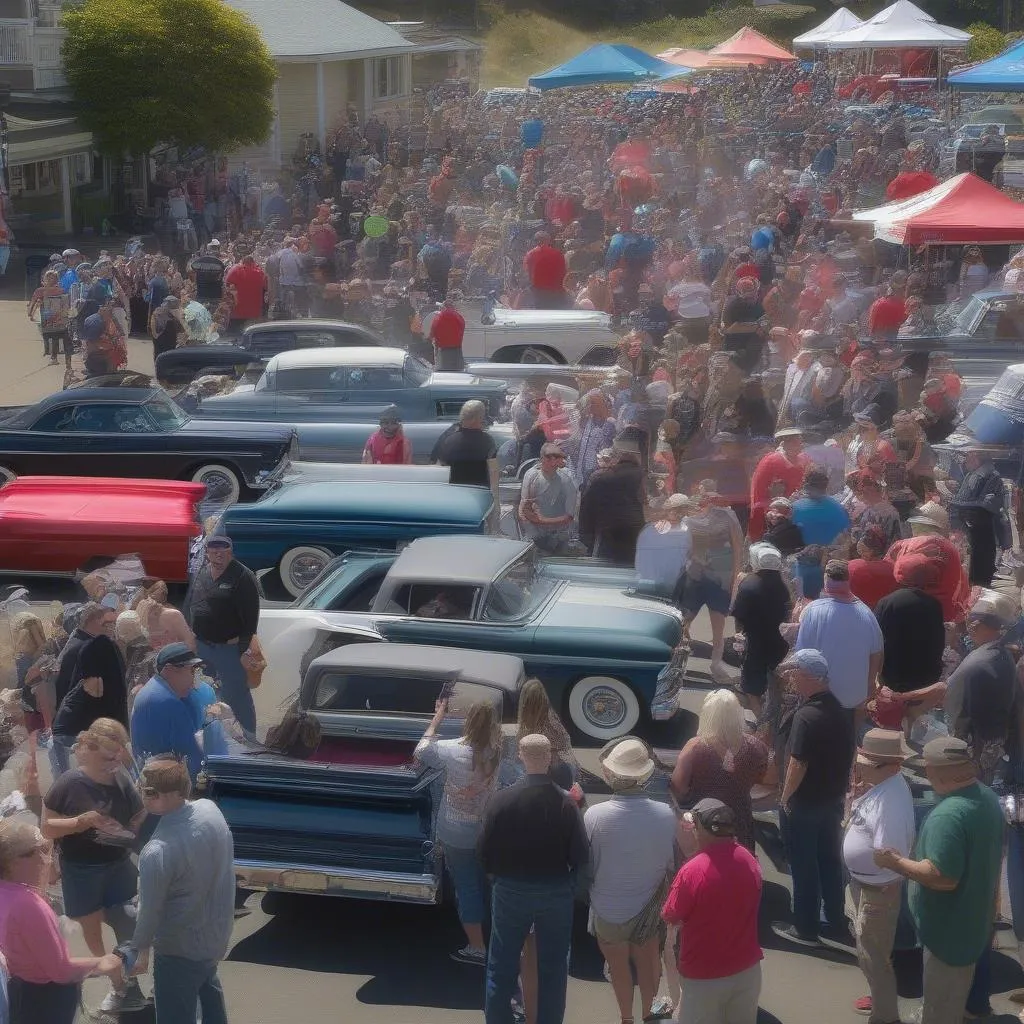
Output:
[769, 496, 793, 512]
[970, 589, 1018, 627]
[540, 442, 565, 457]
[856, 728, 913, 766]
[922, 736, 973, 768]
[600, 737, 655, 785]
[205, 535, 233, 549]
[774, 427, 803, 440]
[907, 500, 949, 534]
[749, 542, 783, 571]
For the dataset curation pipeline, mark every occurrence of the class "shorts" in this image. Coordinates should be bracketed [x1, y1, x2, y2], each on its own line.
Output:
[60, 855, 137, 919]
[681, 574, 732, 616]
[42, 331, 72, 359]
[443, 844, 486, 926]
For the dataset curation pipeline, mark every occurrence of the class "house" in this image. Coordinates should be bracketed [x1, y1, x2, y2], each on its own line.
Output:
[223, 0, 417, 173]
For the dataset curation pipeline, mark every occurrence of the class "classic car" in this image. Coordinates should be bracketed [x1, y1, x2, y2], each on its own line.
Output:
[153, 319, 389, 385]
[0, 476, 203, 582]
[212, 477, 496, 598]
[0, 388, 296, 503]
[257, 536, 685, 740]
[193, 347, 510, 424]
[423, 303, 621, 365]
[200, 643, 526, 902]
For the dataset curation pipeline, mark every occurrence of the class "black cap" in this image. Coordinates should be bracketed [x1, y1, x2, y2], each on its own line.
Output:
[690, 798, 737, 837]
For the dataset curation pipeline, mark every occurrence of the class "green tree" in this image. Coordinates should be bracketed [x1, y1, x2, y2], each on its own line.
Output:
[62, 0, 277, 156]
[965, 20, 1010, 62]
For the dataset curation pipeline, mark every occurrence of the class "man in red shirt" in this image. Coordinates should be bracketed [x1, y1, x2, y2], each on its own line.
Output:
[867, 283, 907, 340]
[224, 254, 267, 330]
[662, 798, 763, 1023]
[749, 428, 808, 540]
[428, 298, 466, 370]
[523, 231, 568, 309]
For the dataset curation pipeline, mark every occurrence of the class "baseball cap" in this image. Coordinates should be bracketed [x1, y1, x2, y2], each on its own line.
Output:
[688, 798, 737, 837]
[155, 642, 203, 671]
[778, 648, 829, 678]
[206, 535, 233, 549]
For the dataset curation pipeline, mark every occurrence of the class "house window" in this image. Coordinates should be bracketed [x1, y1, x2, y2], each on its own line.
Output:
[8, 156, 76, 197]
[373, 55, 406, 99]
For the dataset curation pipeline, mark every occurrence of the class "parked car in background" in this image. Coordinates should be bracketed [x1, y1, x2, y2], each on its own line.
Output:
[0, 388, 296, 503]
[0, 476, 203, 583]
[257, 535, 685, 740]
[193, 347, 511, 424]
[200, 644, 526, 902]
[212, 478, 496, 598]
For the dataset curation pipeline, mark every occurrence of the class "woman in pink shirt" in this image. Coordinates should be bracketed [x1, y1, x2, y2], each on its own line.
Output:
[0, 818, 122, 1022]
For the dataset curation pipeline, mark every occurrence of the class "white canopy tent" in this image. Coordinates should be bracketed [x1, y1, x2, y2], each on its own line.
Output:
[824, 1, 971, 50]
[792, 8, 863, 48]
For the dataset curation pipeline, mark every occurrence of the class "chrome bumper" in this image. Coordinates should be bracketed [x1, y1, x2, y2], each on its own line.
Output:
[234, 859, 441, 904]
[650, 690, 682, 721]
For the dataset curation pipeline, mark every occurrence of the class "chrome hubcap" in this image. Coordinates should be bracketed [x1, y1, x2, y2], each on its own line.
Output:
[290, 554, 326, 591]
[583, 686, 626, 729]
[199, 471, 234, 502]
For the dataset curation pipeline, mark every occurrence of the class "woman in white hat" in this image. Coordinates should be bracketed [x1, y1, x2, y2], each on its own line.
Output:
[585, 737, 677, 1024]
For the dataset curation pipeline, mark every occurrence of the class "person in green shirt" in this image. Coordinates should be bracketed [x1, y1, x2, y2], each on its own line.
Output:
[874, 737, 1003, 1024]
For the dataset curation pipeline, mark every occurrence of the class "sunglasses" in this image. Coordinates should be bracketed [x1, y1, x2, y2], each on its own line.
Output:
[140, 786, 161, 798]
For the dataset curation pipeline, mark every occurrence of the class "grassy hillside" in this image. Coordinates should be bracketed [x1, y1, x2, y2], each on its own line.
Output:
[480, 4, 818, 87]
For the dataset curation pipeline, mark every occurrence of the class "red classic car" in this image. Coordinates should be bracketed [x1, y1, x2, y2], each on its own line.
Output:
[0, 477, 204, 582]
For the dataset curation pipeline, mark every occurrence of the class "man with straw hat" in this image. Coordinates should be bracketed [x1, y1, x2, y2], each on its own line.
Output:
[842, 730, 915, 1024]
[584, 738, 677, 1024]
[874, 738, 1003, 1024]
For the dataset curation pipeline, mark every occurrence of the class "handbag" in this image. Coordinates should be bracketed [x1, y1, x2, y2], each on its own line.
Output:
[240, 636, 267, 690]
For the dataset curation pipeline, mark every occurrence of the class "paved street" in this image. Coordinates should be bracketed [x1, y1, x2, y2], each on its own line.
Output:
[0, 280, 1020, 1023]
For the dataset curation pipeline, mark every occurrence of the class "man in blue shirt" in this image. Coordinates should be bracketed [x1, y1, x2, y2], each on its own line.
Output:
[130, 643, 206, 781]
[58, 248, 81, 292]
[792, 467, 851, 599]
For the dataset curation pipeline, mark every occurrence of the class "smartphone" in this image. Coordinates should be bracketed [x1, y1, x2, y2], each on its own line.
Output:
[438, 675, 458, 703]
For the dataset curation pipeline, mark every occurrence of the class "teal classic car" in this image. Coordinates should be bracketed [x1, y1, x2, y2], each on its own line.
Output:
[213, 478, 496, 598]
[256, 536, 686, 740]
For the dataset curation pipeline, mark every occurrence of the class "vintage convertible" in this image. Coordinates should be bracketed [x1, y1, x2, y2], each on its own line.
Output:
[193, 347, 510, 424]
[0, 476, 204, 583]
[212, 477, 496, 598]
[257, 535, 685, 740]
[200, 643, 526, 903]
[0, 388, 296, 503]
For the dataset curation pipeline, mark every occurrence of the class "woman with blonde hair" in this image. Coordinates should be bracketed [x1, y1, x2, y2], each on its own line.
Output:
[40, 718, 148, 1015]
[670, 689, 768, 851]
[135, 579, 193, 651]
[516, 678, 578, 789]
[0, 818, 123, 1022]
[416, 694, 505, 965]
[12, 612, 47, 730]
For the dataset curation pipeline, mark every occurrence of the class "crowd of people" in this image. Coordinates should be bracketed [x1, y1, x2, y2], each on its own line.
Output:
[7, 46, 1024, 1024]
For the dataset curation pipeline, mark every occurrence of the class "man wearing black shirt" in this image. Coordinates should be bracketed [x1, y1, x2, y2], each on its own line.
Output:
[433, 400, 500, 520]
[188, 240, 226, 303]
[479, 734, 589, 1024]
[578, 442, 646, 565]
[773, 648, 854, 949]
[182, 535, 259, 732]
[50, 604, 119, 774]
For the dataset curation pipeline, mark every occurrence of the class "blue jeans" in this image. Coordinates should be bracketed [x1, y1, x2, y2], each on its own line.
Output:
[196, 639, 255, 733]
[1008, 825, 1024, 941]
[153, 954, 227, 1024]
[781, 799, 845, 940]
[444, 844, 487, 927]
[485, 877, 574, 1024]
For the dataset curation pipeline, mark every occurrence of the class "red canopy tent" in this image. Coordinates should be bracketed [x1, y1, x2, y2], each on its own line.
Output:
[705, 27, 796, 67]
[885, 170, 938, 201]
[656, 47, 713, 69]
[853, 172, 1024, 244]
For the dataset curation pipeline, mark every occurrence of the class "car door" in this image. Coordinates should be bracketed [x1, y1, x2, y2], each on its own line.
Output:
[340, 364, 411, 420]
[272, 365, 349, 419]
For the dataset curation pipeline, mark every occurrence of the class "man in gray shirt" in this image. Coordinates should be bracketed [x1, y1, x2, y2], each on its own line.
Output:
[518, 442, 579, 555]
[126, 756, 235, 1024]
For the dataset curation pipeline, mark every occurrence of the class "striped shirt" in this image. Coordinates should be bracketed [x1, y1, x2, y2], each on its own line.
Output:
[584, 793, 677, 923]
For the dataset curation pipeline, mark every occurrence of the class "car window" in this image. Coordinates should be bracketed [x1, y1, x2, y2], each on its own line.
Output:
[46, 403, 153, 433]
[387, 583, 480, 619]
[311, 672, 502, 716]
[295, 331, 344, 349]
[145, 396, 188, 430]
[275, 366, 347, 391]
[31, 406, 76, 431]
[246, 331, 296, 356]
[404, 355, 432, 387]
[325, 575, 384, 612]
[482, 553, 557, 622]
[346, 366, 404, 390]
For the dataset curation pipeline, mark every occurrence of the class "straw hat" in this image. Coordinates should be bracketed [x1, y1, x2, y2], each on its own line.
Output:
[856, 728, 912, 766]
[600, 737, 655, 785]
[907, 500, 949, 535]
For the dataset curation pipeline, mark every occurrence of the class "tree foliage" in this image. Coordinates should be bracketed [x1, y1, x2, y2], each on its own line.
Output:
[62, 0, 277, 157]
[965, 21, 1011, 62]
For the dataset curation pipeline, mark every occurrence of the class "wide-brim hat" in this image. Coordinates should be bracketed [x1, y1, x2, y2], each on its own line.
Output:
[856, 728, 913, 765]
[600, 737, 655, 784]
[907, 500, 949, 534]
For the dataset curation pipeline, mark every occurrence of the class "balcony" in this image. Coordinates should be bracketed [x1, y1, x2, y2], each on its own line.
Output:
[0, 22, 30, 64]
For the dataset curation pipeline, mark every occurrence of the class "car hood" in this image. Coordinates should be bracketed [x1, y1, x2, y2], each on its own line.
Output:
[426, 373, 509, 394]
[534, 584, 682, 659]
[176, 418, 295, 444]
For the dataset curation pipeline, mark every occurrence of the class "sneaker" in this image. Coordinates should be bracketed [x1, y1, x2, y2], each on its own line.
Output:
[821, 922, 857, 952]
[853, 995, 873, 1016]
[646, 996, 674, 1019]
[450, 945, 487, 966]
[770, 921, 823, 948]
[97, 981, 151, 1014]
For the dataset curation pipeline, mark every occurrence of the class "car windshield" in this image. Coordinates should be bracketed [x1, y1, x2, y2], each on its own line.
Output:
[482, 552, 557, 622]
[941, 294, 989, 338]
[144, 396, 189, 430]
[405, 354, 432, 386]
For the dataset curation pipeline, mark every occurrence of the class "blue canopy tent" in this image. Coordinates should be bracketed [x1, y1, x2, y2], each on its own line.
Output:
[528, 43, 691, 91]
[949, 40, 1024, 91]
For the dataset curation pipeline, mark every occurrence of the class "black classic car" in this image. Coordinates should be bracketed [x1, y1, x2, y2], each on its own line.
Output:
[0, 388, 296, 503]
[201, 643, 526, 904]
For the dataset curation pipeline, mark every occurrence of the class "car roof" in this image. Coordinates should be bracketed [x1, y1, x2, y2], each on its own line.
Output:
[29, 388, 162, 410]
[390, 536, 531, 584]
[312, 643, 525, 690]
[265, 347, 407, 370]
[244, 319, 384, 338]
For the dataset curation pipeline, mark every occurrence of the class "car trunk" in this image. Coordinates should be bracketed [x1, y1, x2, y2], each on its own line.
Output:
[201, 727, 440, 902]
